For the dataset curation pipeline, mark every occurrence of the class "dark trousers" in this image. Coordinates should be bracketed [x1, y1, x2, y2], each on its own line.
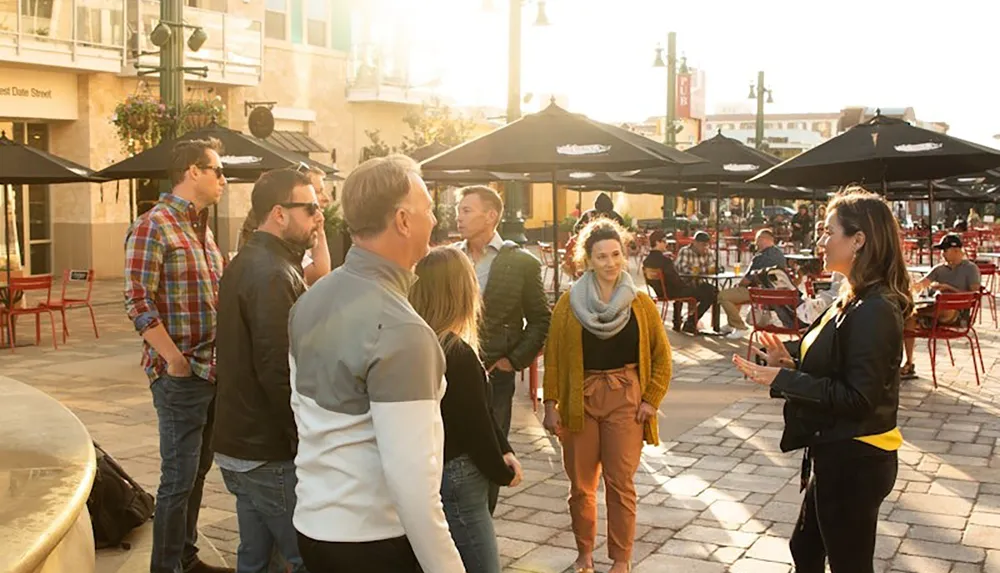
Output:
[149, 374, 216, 573]
[487, 369, 516, 514]
[790, 448, 898, 573]
[673, 282, 718, 326]
[297, 533, 422, 573]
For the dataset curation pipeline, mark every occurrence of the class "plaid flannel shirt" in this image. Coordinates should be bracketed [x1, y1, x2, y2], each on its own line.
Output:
[675, 245, 713, 277]
[124, 193, 224, 383]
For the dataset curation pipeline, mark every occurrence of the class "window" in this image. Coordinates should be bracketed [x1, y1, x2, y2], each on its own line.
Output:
[266, 0, 331, 47]
[265, 0, 287, 40]
[306, 0, 328, 47]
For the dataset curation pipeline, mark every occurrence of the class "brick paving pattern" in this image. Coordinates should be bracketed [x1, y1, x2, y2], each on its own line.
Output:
[6, 279, 1000, 572]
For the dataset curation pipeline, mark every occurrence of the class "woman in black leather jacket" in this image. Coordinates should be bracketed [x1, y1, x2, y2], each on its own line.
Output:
[732, 189, 913, 573]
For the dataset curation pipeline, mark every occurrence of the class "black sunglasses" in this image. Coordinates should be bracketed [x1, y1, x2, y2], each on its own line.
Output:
[199, 165, 225, 178]
[280, 202, 321, 216]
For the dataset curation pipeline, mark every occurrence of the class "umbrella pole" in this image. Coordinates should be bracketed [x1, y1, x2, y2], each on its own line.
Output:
[552, 170, 560, 298]
[928, 180, 935, 232]
[4, 184, 10, 286]
[715, 181, 722, 272]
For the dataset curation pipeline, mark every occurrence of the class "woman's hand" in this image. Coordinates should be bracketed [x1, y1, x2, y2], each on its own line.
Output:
[542, 402, 562, 436]
[503, 452, 524, 488]
[635, 401, 657, 424]
[751, 332, 796, 368]
[732, 354, 780, 386]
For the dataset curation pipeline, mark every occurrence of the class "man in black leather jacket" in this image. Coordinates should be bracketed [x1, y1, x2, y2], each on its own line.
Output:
[456, 185, 551, 513]
[213, 168, 321, 573]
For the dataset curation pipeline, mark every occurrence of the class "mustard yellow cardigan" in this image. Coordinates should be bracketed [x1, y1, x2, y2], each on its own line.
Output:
[543, 291, 673, 445]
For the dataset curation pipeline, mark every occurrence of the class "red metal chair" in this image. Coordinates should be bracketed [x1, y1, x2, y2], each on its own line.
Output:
[746, 288, 807, 360]
[1, 275, 59, 352]
[976, 263, 997, 327]
[46, 269, 100, 342]
[904, 292, 983, 388]
[642, 267, 698, 331]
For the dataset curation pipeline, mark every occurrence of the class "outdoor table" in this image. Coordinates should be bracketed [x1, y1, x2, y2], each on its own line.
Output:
[786, 253, 820, 262]
[679, 271, 742, 333]
[908, 265, 933, 276]
[976, 252, 1000, 260]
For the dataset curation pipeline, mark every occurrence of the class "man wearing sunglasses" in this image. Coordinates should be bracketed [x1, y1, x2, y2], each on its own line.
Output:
[124, 138, 231, 573]
[214, 168, 323, 573]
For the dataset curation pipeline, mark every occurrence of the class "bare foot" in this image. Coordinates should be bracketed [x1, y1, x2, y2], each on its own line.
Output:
[574, 552, 594, 571]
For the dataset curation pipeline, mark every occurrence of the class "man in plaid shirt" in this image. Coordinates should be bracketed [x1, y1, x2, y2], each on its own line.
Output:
[671, 231, 719, 334]
[124, 139, 230, 573]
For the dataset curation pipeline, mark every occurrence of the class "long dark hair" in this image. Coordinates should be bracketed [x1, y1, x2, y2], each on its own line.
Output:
[827, 188, 914, 317]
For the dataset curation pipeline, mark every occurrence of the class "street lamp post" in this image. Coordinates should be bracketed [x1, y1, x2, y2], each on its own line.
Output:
[748, 70, 773, 151]
[653, 31, 680, 223]
[499, 0, 549, 244]
[133, 0, 210, 138]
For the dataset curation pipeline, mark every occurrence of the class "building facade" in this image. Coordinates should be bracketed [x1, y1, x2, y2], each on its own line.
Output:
[1, 0, 429, 278]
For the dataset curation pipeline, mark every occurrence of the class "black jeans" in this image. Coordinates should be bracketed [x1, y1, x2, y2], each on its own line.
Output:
[790, 447, 898, 573]
[674, 282, 717, 326]
[297, 533, 422, 573]
[487, 369, 516, 514]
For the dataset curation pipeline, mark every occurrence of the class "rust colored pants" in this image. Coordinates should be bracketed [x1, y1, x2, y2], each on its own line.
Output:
[560, 365, 645, 563]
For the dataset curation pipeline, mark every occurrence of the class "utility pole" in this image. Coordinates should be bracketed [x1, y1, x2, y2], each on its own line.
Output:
[499, 0, 527, 244]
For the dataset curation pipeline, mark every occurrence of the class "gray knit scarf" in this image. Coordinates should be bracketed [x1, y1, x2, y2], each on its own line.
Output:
[569, 270, 638, 340]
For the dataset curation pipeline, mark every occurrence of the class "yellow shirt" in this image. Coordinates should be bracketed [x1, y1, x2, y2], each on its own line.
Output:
[799, 305, 902, 451]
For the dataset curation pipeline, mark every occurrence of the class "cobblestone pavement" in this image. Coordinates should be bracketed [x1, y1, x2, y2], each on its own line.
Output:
[6, 279, 1000, 572]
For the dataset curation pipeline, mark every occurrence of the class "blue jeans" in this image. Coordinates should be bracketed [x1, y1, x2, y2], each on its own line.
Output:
[220, 461, 306, 573]
[441, 455, 501, 573]
[149, 374, 216, 573]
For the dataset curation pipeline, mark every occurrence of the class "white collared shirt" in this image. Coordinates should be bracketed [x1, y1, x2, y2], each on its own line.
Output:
[457, 232, 504, 294]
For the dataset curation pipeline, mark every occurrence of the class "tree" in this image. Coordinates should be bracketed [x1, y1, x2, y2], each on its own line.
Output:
[358, 98, 475, 162]
[359, 128, 397, 161]
[399, 97, 475, 154]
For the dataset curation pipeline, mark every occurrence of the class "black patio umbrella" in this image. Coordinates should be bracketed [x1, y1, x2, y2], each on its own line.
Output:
[749, 112, 1000, 187]
[421, 101, 705, 294]
[1, 132, 102, 284]
[422, 101, 703, 173]
[97, 123, 338, 181]
[655, 132, 784, 269]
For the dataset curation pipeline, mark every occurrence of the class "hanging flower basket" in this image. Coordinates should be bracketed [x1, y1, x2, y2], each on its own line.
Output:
[181, 96, 227, 132]
[111, 94, 228, 155]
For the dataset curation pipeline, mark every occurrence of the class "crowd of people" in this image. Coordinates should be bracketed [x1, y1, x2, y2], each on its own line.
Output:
[123, 139, 927, 573]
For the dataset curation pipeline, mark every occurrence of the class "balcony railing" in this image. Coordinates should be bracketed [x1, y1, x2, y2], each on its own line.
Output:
[346, 41, 433, 105]
[0, 0, 127, 72]
[125, 0, 261, 87]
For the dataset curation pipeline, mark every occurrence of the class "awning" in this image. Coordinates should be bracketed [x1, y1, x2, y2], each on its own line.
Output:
[265, 130, 327, 154]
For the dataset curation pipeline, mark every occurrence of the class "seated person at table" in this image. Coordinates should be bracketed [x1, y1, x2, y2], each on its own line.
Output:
[718, 229, 787, 340]
[901, 233, 981, 379]
[642, 231, 716, 334]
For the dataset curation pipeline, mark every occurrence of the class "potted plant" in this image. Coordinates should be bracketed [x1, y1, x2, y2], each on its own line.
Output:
[181, 96, 227, 132]
[111, 93, 169, 154]
[558, 215, 577, 246]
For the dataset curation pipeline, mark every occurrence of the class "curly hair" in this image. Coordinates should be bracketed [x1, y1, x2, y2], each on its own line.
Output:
[573, 218, 631, 269]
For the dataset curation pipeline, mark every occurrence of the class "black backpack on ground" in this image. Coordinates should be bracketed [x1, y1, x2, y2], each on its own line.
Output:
[87, 442, 155, 549]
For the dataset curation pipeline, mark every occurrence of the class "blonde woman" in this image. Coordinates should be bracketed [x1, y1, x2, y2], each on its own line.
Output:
[410, 246, 524, 573]
[542, 219, 672, 573]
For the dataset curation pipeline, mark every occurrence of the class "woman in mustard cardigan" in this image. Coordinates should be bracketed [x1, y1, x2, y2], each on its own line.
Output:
[543, 219, 672, 573]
